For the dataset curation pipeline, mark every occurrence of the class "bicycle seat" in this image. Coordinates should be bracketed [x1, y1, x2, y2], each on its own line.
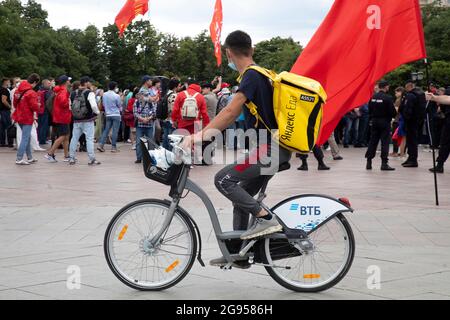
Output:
[278, 162, 291, 173]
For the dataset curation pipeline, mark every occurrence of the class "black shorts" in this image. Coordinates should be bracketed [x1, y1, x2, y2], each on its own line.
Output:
[54, 124, 70, 136]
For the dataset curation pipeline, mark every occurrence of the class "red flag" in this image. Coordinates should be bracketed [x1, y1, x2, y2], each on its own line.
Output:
[115, 0, 149, 37]
[210, 0, 223, 66]
[291, 0, 426, 145]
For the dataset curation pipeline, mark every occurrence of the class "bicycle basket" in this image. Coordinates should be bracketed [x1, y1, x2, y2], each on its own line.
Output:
[140, 137, 184, 186]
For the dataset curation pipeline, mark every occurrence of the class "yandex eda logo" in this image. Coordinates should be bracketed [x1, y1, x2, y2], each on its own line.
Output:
[290, 204, 321, 216]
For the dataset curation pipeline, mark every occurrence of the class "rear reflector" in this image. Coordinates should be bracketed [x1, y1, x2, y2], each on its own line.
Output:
[339, 197, 351, 207]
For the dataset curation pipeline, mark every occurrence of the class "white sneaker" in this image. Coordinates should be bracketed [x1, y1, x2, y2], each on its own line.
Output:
[27, 159, 38, 164]
[34, 147, 47, 152]
[44, 154, 57, 163]
[16, 160, 30, 165]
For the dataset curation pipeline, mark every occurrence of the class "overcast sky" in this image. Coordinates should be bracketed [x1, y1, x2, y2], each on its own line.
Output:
[29, 0, 334, 46]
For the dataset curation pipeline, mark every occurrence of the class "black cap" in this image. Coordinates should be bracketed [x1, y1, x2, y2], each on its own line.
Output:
[378, 80, 389, 89]
[57, 75, 72, 85]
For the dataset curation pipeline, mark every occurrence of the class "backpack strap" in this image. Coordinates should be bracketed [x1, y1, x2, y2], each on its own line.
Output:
[236, 66, 276, 131]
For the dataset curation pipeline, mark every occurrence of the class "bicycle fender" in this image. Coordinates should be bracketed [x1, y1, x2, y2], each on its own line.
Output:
[271, 195, 353, 235]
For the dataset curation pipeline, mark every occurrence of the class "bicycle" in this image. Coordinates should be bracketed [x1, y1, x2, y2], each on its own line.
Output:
[104, 136, 355, 292]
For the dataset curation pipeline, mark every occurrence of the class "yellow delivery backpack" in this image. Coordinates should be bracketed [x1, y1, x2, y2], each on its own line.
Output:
[238, 66, 327, 154]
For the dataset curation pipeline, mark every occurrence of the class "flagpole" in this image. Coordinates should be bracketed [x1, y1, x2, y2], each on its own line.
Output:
[424, 58, 439, 206]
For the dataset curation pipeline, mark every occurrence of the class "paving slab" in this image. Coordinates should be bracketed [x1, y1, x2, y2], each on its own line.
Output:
[1, 145, 449, 299]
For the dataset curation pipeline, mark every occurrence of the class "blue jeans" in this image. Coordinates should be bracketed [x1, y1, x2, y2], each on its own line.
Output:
[99, 116, 121, 148]
[357, 114, 370, 145]
[17, 124, 33, 161]
[343, 117, 359, 146]
[37, 110, 50, 145]
[0, 110, 12, 146]
[136, 126, 154, 161]
[70, 121, 96, 161]
[161, 121, 175, 151]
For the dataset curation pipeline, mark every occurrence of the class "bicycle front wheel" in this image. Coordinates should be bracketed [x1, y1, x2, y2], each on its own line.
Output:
[261, 214, 355, 292]
[104, 199, 197, 291]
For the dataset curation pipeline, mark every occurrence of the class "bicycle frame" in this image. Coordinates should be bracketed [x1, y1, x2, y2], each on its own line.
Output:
[149, 164, 291, 264]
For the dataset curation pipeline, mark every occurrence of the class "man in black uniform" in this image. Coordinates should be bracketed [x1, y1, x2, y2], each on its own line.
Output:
[429, 87, 450, 173]
[401, 81, 426, 168]
[365, 80, 397, 171]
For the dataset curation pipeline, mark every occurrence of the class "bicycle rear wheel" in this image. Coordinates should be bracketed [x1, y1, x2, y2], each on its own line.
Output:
[261, 214, 355, 292]
[104, 199, 197, 291]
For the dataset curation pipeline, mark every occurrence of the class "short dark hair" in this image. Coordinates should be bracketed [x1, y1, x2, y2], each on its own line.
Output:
[27, 73, 40, 85]
[224, 30, 253, 57]
[80, 76, 93, 86]
[201, 82, 213, 90]
[1, 78, 10, 85]
[168, 78, 180, 91]
[152, 77, 161, 85]
[108, 81, 118, 91]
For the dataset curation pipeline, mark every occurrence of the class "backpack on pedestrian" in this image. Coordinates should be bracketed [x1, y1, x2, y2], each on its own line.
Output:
[71, 89, 90, 120]
[156, 91, 176, 120]
[238, 66, 327, 154]
[181, 91, 199, 120]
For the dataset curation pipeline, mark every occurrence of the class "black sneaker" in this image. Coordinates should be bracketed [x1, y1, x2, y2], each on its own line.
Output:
[333, 156, 344, 161]
[429, 166, 444, 174]
[297, 163, 309, 171]
[318, 163, 331, 171]
[381, 163, 396, 171]
[366, 160, 373, 170]
[135, 160, 142, 164]
[88, 159, 101, 166]
[402, 162, 419, 168]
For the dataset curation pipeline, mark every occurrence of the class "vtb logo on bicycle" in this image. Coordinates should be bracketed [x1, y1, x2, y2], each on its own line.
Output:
[290, 204, 322, 216]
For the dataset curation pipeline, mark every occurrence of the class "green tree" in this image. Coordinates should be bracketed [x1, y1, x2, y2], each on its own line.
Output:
[254, 37, 303, 73]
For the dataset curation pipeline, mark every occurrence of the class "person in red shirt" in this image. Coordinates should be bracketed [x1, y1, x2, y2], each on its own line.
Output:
[13, 73, 40, 165]
[171, 84, 210, 135]
[46, 75, 72, 163]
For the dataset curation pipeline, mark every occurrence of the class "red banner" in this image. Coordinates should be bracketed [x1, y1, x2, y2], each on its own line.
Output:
[210, 0, 223, 66]
[291, 0, 426, 145]
[115, 0, 149, 37]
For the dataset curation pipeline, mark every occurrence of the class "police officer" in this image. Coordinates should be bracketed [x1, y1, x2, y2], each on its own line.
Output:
[365, 80, 397, 171]
[429, 87, 450, 173]
[401, 81, 426, 168]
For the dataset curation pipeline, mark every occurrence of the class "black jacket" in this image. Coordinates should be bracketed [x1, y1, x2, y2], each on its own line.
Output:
[368, 91, 397, 120]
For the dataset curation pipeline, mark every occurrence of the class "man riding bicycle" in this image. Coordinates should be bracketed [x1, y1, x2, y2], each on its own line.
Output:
[182, 31, 292, 266]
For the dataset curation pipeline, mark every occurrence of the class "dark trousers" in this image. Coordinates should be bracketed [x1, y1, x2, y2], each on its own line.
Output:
[37, 110, 50, 145]
[405, 119, 419, 162]
[365, 118, 391, 162]
[357, 114, 370, 146]
[437, 116, 450, 165]
[0, 109, 12, 146]
[298, 146, 324, 162]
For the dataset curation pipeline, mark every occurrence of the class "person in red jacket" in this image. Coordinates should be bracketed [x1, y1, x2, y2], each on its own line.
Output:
[46, 75, 72, 163]
[171, 84, 210, 135]
[14, 73, 41, 165]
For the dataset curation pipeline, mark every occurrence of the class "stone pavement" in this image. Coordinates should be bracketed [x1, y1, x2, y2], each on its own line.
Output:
[0, 144, 449, 300]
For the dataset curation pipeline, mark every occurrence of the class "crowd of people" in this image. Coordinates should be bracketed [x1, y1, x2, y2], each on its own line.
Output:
[0, 71, 449, 173]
